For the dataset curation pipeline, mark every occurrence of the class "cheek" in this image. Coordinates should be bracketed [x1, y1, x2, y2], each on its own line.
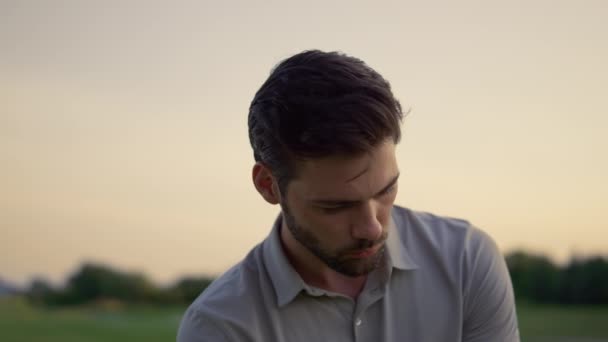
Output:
[300, 209, 354, 242]
[290, 200, 345, 235]
[312, 212, 350, 233]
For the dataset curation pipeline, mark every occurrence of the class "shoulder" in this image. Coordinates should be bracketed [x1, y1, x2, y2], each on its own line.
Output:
[391, 206, 519, 340]
[391, 205, 504, 284]
[392, 205, 491, 254]
[178, 244, 268, 342]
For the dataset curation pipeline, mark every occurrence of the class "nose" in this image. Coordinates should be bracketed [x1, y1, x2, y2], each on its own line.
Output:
[351, 200, 383, 242]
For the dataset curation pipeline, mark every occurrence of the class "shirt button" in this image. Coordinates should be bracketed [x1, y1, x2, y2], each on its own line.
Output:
[355, 319, 362, 326]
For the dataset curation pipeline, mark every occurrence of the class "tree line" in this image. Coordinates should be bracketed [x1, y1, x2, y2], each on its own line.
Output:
[27, 263, 213, 307]
[506, 251, 608, 305]
[24, 251, 608, 307]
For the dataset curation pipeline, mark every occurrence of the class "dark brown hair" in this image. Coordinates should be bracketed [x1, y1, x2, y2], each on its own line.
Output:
[248, 50, 404, 195]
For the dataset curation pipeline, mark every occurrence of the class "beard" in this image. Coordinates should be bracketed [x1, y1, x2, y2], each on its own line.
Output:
[281, 202, 387, 277]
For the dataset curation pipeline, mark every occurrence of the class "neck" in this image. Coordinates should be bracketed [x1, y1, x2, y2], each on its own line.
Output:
[279, 219, 367, 299]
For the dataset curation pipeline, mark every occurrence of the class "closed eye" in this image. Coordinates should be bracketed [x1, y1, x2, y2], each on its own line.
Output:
[312, 172, 400, 214]
[378, 185, 397, 196]
[319, 204, 353, 214]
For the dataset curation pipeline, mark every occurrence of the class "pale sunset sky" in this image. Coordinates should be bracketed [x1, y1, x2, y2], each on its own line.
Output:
[1, 1, 607, 286]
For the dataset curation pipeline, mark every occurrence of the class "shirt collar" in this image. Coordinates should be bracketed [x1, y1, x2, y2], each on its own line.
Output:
[262, 207, 419, 308]
[262, 215, 307, 308]
[386, 211, 419, 271]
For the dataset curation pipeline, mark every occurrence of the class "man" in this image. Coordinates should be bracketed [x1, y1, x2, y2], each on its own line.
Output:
[178, 50, 519, 341]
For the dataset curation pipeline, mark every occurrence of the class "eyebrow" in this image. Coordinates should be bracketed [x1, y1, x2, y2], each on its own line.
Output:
[311, 173, 400, 206]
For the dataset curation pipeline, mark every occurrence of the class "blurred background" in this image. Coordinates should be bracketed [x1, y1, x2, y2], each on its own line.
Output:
[1, 0, 607, 341]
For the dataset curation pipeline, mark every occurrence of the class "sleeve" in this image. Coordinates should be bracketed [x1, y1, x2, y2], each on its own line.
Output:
[177, 307, 232, 342]
[462, 227, 520, 342]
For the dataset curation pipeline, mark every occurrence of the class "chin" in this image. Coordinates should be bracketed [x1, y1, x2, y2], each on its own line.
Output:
[331, 247, 386, 277]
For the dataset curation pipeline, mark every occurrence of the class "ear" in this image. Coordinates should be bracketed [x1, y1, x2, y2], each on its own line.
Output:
[252, 162, 281, 205]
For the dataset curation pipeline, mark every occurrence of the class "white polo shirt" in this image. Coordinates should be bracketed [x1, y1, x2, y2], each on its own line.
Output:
[178, 205, 520, 341]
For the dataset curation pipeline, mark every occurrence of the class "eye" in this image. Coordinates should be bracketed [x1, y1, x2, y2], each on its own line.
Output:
[379, 185, 397, 196]
[319, 205, 349, 214]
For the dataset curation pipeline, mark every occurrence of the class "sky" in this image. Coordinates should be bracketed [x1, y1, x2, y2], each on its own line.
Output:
[1, 0, 607, 286]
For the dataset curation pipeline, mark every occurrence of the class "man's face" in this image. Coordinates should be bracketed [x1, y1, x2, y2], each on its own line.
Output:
[281, 141, 399, 277]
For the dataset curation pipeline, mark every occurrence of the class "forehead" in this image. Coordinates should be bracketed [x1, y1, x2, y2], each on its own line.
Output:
[288, 141, 398, 199]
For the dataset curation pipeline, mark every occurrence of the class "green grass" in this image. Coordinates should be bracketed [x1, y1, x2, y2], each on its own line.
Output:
[1, 297, 607, 341]
[0, 297, 184, 342]
[517, 301, 608, 340]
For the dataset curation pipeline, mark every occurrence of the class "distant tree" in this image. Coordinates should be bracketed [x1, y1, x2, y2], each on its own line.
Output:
[168, 276, 214, 304]
[26, 277, 56, 305]
[559, 256, 608, 305]
[64, 263, 156, 304]
[505, 251, 560, 303]
[23, 263, 217, 307]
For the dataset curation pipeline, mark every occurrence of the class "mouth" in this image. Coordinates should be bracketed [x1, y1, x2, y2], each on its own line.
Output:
[344, 245, 382, 259]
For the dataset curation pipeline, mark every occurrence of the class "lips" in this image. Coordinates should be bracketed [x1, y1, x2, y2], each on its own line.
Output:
[346, 246, 380, 258]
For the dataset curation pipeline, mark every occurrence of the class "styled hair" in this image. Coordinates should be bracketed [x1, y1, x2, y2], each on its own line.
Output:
[248, 50, 404, 195]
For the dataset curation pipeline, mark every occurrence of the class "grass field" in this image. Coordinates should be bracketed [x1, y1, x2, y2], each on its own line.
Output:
[0, 297, 182, 342]
[1, 297, 607, 341]
[517, 302, 608, 341]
